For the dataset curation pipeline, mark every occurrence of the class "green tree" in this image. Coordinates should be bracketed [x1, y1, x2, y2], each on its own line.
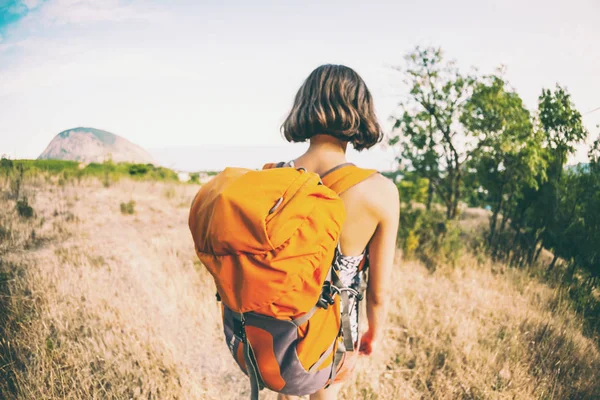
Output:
[461, 74, 545, 251]
[537, 86, 587, 267]
[580, 138, 600, 279]
[513, 86, 587, 267]
[390, 47, 475, 218]
[539, 86, 587, 168]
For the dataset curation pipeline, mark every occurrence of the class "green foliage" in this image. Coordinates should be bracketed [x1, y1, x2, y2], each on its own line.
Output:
[390, 54, 592, 282]
[1, 158, 13, 170]
[388, 47, 598, 343]
[397, 177, 429, 205]
[0, 159, 179, 184]
[120, 200, 136, 215]
[128, 164, 150, 176]
[506, 87, 589, 268]
[14, 159, 80, 174]
[566, 277, 600, 339]
[462, 74, 546, 250]
[389, 46, 475, 218]
[189, 173, 200, 184]
[539, 85, 587, 164]
[398, 206, 463, 270]
[16, 198, 34, 219]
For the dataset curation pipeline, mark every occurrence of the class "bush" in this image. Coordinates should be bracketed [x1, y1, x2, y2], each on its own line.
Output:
[189, 173, 200, 184]
[16, 198, 34, 219]
[1, 157, 13, 170]
[9, 164, 25, 200]
[120, 200, 136, 215]
[399, 206, 463, 270]
[566, 277, 600, 340]
[397, 177, 429, 205]
[128, 164, 149, 176]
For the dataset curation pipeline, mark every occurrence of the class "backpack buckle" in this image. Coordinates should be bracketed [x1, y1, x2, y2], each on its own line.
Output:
[317, 281, 336, 309]
[232, 313, 247, 342]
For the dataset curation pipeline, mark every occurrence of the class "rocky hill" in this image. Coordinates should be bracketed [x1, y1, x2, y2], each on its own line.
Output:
[38, 127, 155, 164]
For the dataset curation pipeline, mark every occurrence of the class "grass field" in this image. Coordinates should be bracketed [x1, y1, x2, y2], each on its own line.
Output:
[1, 173, 599, 399]
[1, 158, 180, 185]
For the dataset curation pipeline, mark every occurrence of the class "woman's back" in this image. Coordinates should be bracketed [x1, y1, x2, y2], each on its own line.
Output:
[290, 139, 398, 257]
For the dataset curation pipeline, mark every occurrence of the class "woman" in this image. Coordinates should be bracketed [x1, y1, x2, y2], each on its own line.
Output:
[275, 64, 400, 400]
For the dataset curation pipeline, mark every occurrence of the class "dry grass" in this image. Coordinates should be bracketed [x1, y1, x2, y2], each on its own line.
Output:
[343, 256, 599, 399]
[1, 176, 599, 399]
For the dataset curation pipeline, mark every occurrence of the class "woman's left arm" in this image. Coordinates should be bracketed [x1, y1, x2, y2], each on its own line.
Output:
[360, 177, 400, 355]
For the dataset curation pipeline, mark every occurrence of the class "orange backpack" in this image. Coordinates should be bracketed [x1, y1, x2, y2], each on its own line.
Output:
[188, 162, 377, 398]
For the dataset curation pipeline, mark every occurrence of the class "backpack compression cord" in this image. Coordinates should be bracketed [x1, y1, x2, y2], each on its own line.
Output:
[232, 312, 264, 400]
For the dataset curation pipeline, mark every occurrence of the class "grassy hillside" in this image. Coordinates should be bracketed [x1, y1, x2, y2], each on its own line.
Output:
[1, 173, 599, 399]
[1, 158, 179, 184]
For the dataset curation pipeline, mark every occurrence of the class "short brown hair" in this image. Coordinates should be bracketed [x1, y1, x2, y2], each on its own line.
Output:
[281, 64, 382, 151]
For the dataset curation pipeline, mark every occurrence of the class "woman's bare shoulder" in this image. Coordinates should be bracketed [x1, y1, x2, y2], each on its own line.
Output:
[368, 173, 399, 203]
[352, 172, 399, 215]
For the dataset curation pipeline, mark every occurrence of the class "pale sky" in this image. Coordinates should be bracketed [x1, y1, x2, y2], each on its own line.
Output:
[0, 0, 599, 170]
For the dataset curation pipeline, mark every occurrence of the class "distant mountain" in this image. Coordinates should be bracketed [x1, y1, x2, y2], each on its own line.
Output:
[38, 127, 156, 164]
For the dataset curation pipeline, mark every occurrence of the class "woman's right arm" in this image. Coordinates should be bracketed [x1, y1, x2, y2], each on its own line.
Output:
[360, 177, 400, 355]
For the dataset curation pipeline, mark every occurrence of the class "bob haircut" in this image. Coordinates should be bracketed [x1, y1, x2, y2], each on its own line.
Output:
[281, 64, 383, 151]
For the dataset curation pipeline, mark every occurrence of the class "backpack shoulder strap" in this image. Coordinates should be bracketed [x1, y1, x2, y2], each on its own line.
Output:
[321, 164, 378, 195]
[262, 161, 378, 194]
[262, 162, 285, 170]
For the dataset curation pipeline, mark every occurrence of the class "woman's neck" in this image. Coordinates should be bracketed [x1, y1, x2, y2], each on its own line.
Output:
[293, 134, 349, 175]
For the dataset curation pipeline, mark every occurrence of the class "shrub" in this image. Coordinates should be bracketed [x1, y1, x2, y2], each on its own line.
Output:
[154, 166, 178, 181]
[1, 157, 13, 171]
[9, 164, 25, 200]
[120, 200, 136, 215]
[397, 177, 429, 205]
[399, 206, 463, 270]
[128, 164, 149, 176]
[566, 277, 600, 340]
[16, 198, 34, 219]
[189, 173, 200, 184]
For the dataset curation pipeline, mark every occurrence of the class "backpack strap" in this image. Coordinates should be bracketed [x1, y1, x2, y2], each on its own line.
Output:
[263, 161, 378, 194]
[324, 267, 356, 388]
[262, 162, 286, 170]
[331, 268, 356, 353]
[321, 164, 378, 195]
[232, 311, 264, 400]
